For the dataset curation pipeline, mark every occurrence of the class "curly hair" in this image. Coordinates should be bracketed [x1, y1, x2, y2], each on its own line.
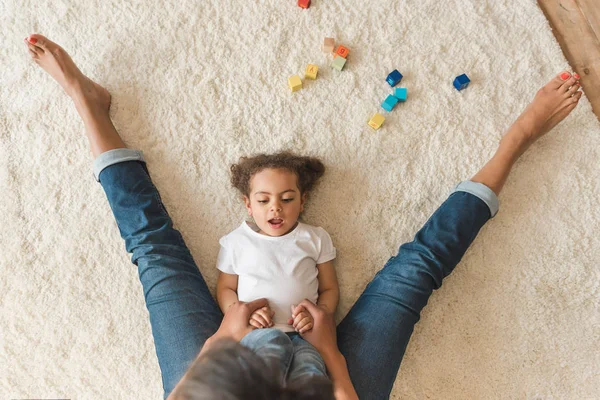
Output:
[230, 150, 326, 199]
[169, 338, 335, 400]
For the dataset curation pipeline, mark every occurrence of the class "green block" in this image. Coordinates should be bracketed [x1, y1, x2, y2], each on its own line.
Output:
[331, 56, 347, 71]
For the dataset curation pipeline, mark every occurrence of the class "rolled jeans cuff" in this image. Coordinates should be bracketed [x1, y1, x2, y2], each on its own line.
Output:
[452, 181, 499, 218]
[93, 148, 146, 182]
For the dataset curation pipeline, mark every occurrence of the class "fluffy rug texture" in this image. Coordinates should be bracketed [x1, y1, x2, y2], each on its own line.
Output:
[2, 0, 599, 398]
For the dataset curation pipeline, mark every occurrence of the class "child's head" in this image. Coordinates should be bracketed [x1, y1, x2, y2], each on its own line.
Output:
[230, 151, 325, 237]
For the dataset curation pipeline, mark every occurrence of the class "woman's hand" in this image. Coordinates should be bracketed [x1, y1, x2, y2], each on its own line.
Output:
[290, 299, 338, 356]
[249, 305, 275, 329]
[212, 298, 270, 342]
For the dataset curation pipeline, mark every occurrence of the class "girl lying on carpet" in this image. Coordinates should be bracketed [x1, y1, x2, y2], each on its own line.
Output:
[215, 151, 340, 384]
[23, 33, 583, 400]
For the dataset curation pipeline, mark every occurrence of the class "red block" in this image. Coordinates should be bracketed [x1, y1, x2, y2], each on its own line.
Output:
[335, 45, 349, 58]
[298, 0, 310, 8]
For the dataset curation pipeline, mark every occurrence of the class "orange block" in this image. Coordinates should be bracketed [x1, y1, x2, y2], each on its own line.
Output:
[335, 45, 349, 59]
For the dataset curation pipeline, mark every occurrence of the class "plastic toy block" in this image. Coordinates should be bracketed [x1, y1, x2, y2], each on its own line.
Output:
[288, 75, 302, 92]
[368, 113, 385, 130]
[298, 0, 310, 8]
[323, 37, 334, 53]
[335, 45, 349, 59]
[453, 74, 470, 91]
[331, 56, 347, 71]
[386, 70, 403, 87]
[305, 64, 318, 80]
[381, 95, 399, 112]
[394, 87, 407, 102]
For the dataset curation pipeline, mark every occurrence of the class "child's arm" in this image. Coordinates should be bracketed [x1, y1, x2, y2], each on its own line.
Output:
[316, 260, 339, 314]
[216, 272, 240, 314]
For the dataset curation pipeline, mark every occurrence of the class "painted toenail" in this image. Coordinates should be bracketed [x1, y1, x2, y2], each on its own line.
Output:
[574, 73, 580, 79]
[560, 72, 570, 80]
[28, 37, 37, 44]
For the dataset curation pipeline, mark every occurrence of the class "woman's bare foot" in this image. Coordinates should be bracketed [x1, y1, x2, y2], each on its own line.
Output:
[24, 34, 128, 158]
[509, 71, 582, 148]
[470, 71, 583, 196]
[24, 34, 111, 113]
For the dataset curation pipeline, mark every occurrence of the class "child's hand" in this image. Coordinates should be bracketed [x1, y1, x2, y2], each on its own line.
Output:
[249, 305, 275, 329]
[287, 304, 314, 334]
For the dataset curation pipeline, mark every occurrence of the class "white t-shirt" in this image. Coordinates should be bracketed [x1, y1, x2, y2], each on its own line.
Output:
[216, 219, 337, 332]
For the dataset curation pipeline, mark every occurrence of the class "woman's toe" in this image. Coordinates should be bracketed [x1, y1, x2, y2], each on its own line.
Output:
[26, 34, 56, 52]
[559, 90, 582, 110]
[24, 39, 41, 58]
[566, 82, 581, 97]
[550, 71, 571, 90]
[26, 42, 42, 54]
[25, 35, 41, 50]
[559, 75, 578, 92]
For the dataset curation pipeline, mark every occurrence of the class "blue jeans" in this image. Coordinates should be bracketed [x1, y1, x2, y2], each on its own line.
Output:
[93, 149, 499, 400]
[238, 329, 328, 386]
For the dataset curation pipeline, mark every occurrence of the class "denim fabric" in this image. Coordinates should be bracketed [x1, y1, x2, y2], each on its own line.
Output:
[284, 332, 329, 383]
[239, 329, 327, 385]
[336, 186, 494, 399]
[94, 148, 497, 399]
[452, 180, 499, 217]
[95, 149, 222, 399]
[93, 148, 146, 182]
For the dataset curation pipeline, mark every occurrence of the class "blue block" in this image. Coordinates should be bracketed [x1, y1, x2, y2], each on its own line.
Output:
[394, 87, 407, 102]
[381, 95, 399, 112]
[386, 69, 403, 87]
[453, 74, 470, 91]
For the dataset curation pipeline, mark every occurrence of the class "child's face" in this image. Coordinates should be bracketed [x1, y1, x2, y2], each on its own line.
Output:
[243, 168, 307, 236]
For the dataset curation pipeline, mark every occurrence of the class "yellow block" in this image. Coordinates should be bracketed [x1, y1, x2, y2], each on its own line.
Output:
[288, 75, 302, 92]
[368, 113, 385, 130]
[305, 64, 318, 80]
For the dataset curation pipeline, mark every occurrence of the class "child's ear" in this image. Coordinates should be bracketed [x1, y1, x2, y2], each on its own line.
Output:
[300, 192, 308, 210]
[243, 195, 252, 215]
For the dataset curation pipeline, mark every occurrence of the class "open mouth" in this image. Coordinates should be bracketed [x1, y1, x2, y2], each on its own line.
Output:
[268, 219, 284, 229]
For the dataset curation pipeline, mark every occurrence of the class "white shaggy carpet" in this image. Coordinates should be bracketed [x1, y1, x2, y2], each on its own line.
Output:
[2, 0, 599, 398]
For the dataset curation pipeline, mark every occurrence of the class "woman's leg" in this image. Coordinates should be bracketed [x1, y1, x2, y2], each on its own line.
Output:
[337, 71, 583, 399]
[97, 156, 223, 399]
[24, 34, 223, 399]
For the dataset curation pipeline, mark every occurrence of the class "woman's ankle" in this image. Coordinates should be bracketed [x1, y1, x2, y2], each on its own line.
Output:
[500, 124, 533, 159]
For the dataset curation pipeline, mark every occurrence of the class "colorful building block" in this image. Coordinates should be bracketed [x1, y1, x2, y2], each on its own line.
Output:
[386, 70, 403, 87]
[298, 0, 310, 8]
[331, 56, 347, 71]
[394, 87, 407, 102]
[305, 64, 318, 79]
[335, 45, 349, 59]
[323, 37, 334, 53]
[453, 74, 470, 90]
[368, 113, 385, 130]
[381, 95, 399, 112]
[288, 75, 302, 92]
